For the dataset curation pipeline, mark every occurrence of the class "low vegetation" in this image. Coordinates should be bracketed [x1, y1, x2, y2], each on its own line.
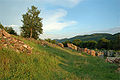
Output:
[0, 36, 119, 80]
[61, 33, 120, 50]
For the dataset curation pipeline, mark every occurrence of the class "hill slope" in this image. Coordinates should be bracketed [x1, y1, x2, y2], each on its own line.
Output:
[57, 33, 114, 42]
[0, 36, 119, 80]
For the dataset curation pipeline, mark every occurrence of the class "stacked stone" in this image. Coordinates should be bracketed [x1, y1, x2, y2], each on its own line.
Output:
[58, 43, 64, 48]
[67, 43, 77, 50]
[0, 29, 32, 54]
[106, 57, 120, 64]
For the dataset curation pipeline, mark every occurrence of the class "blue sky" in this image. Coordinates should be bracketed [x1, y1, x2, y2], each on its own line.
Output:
[0, 0, 120, 39]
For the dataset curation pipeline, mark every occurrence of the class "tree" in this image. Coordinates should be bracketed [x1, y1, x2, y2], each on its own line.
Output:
[97, 38, 110, 50]
[0, 23, 4, 29]
[45, 38, 57, 44]
[5, 27, 17, 35]
[21, 6, 43, 39]
[45, 38, 51, 42]
[62, 40, 71, 47]
[72, 39, 81, 47]
[112, 33, 120, 50]
[86, 40, 97, 49]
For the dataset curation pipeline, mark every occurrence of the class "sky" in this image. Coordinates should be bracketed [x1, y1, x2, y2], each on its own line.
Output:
[0, 0, 120, 39]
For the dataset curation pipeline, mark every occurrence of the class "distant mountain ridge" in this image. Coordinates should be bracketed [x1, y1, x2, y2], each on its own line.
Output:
[56, 33, 119, 42]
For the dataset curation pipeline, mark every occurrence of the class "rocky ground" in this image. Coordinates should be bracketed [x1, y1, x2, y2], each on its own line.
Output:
[0, 29, 32, 54]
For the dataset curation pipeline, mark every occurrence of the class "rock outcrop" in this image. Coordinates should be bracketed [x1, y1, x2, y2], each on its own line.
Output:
[106, 57, 120, 64]
[67, 43, 77, 50]
[0, 29, 32, 54]
[58, 43, 64, 48]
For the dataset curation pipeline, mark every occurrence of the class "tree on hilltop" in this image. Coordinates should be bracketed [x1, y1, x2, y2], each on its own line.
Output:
[21, 6, 43, 39]
[5, 27, 17, 36]
[0, 23, 4, 29]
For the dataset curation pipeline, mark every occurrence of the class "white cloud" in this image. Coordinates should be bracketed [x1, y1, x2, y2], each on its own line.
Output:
[42, 9, 77, 32]
[90, 26, 120, 34]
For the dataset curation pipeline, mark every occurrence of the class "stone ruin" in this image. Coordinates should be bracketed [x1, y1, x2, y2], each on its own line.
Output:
[58, 43, 64, 48]
[67, 43, 77, 50]
[106, 57, 120, 64]
[0, 29, 32, 54]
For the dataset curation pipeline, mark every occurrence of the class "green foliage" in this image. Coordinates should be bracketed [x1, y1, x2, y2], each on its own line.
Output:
[58, 33, 113, 42]
[62, 40, 71, 47]
[4, 27, 17, 36]
[21, 5, 43, 39]
[112, 33, 120, 50]
[97, 38, 110, 50]
[45, 38, 57, 44]
[62, 34, 120, 50]
[0, 36, 119, 80]
[72, 39, 82, 46]
[0, 23, 4, 29]
[80, 40, 97, 49]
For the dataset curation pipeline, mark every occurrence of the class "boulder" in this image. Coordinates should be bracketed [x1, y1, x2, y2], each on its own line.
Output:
[83, 48, 88, 53]
[115, 52, 120, 57]
[107, 50, 114, 57]
[106, 57, 120, 64]
[73, 45, 77, 50]
[97, 51, 104, 56]
[87, 49, 91, 55]
[77, 47, 81, 52]
[58, 43, 64, 48]
[2, 29, 11, 37]
[77, 47, 84, 53]
[91, 50, 96, 56]
[67, 43, 77, 50]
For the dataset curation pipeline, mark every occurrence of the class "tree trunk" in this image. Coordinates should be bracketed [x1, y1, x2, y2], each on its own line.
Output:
[30, 28, 32, 38]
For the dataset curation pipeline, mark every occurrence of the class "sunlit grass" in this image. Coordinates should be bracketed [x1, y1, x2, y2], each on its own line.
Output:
[0, 36, 119, 80]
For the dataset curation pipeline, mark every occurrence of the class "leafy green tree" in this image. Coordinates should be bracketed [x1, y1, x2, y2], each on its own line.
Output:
[82, 40, 97, 49]
[45, 38, 51, 43]
[21, 6, 43, 39]
[112, 33, 120, 50]
[80, 41, 88, 48]
[5, 27, 17, 35]
[0, 23, 4, 29]
[87, 40, 97, 49]
[45, 38, 57, 44]
[97, 38, 110, 50]
[62, 40, 71, 47]
[72, 39, 82, 47]
[51, 40, 57, 44]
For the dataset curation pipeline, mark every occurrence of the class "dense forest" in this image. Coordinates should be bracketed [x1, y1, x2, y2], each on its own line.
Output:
[56, 33, 120, 50]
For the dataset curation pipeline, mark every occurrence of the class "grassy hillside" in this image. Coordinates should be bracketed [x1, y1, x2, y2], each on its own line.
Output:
[57, 33, 113, 42]
[0, 36, 119, 80]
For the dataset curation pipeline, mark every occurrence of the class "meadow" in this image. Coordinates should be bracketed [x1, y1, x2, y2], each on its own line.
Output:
[0, 36, 119, 80]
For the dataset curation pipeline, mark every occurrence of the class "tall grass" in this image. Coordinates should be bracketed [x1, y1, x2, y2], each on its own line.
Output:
[0, 37, 119, 80]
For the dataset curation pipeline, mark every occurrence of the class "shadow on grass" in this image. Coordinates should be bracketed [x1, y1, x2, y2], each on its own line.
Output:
[38, 45, 119, 80]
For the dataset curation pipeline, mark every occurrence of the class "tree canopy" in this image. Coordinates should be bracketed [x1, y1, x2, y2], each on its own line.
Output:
[21, 6, 43, 39]
[5, 27, 17, 36]
[0, 23, 4, 29]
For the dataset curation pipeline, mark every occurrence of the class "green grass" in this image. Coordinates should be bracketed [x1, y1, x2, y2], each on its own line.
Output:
[0, 37, 119, 80]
